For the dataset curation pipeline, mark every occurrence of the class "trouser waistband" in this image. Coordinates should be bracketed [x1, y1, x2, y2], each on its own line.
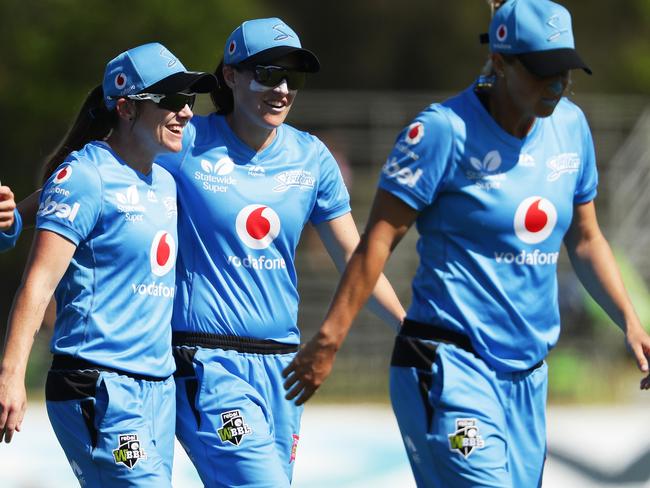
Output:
[172, 331, 300, 355]
[392, 319, 543, 372]
[51, 354, 169, 382]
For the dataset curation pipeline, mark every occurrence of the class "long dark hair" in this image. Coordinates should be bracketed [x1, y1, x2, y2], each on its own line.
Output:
[41, 84, 117, 184]
[210, 59, 234, 115]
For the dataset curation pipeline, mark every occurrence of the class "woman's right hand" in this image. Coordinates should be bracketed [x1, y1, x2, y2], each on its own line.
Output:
[0, 370, 27, 443]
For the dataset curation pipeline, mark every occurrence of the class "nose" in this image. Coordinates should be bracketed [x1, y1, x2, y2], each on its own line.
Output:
[272, 79, 290, 95]
[178, 104, 194, 119]
[548, 71, 570, 96]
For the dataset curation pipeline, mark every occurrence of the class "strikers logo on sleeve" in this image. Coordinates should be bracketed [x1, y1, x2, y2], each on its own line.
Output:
[448, 418, 485, 458]
[112, 433, 147, 469]
[217, 410, 252, 446]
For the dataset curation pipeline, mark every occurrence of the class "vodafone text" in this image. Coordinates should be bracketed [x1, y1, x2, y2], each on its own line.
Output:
[227, 255, 286, 270]
[494, 250, 559, 265]
[131, 282, 175, 298]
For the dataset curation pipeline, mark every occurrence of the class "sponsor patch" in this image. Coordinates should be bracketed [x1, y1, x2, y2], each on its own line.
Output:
[112, 433, 147, 469]
[448, 418, 484, 458]
[290, 434, 300, 463]
[217, 410, 252, 446]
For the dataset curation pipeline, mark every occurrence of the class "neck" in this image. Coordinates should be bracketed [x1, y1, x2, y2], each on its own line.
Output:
[487, 82, 536, 139]
[105, 131, 155, 175]
[226, 112, 277, 152]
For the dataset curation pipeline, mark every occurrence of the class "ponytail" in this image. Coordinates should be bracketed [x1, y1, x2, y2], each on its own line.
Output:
[210, 59, 234, 115]
[41, 85, 117, 184]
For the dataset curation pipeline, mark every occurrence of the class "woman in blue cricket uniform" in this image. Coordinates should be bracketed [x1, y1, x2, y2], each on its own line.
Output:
[0, 184, 21, 252]
[154, 17, 405, 488]
[283, 1, 650, 486]
[0, 43, 215, 486]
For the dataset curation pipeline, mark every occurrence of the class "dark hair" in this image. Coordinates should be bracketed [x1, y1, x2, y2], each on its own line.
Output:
[210, 59, 234, 115]
[41, 84, 117, 184]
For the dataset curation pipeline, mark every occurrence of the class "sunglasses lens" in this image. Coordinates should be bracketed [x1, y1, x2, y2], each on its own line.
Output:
[157, 93, 195, 112]
[254, 67, 306, 90]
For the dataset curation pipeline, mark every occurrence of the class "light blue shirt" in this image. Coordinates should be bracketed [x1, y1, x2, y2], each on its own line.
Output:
[380, 84, 598, 372]
[157, 114, 350, 343]
[37, 141, 178, 377]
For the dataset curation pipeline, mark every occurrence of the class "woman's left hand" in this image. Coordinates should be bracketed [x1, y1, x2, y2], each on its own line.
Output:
[625, 323, 650, 389]
[282, 334, 338, 405]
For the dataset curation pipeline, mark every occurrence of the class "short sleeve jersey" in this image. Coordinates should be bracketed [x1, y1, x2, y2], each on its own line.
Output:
[379, 85, 598, 372]
[37, 142, 178, 377]
[156, 114, 350, 343]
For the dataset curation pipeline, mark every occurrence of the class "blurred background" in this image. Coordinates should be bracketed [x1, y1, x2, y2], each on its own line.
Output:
[1, 0, 649, 486]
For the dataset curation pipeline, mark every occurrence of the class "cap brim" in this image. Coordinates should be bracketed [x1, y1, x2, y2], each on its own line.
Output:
[517, 48, 592, 78]
[236, 46, 320, 73]
[143, 71, 217, 95]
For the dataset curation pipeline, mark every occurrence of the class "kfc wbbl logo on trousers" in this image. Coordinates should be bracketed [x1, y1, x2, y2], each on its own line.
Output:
[217, 409, 252, 446]
[112, 433, 147, 468]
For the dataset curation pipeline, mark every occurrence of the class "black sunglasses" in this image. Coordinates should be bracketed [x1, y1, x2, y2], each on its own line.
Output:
[250, 65, 306, 90]
[124, 92, 196, 112]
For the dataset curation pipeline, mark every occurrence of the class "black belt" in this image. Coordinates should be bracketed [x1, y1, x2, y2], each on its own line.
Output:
[172, 331, 299, 355]
[392, 319, 543, 372]
[50, 354, 169, 382]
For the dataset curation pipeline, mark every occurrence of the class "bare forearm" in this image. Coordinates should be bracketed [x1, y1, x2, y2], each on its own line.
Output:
[568, 234, 639, 331]
[1, 285, 50, 377]
[320, 237, 393, 348]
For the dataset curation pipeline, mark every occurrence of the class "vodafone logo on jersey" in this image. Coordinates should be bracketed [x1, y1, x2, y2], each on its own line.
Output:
[513, 197, 557, 245]
[405, 122, 424, 145]
[150, 231, 176, 276]
[53, 165, 73, 184]
[235, 204, 280, 250]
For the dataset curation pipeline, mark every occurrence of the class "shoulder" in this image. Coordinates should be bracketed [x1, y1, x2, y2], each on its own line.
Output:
[191, 112, 221, 147]
[279, 123, 324, 149]
[551, 97, 590, 128]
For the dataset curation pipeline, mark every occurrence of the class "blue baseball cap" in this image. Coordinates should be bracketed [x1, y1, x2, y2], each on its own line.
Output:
[224, 18, 320, 72]
[103, 43, 217, 110]
[486, 0, 591, 77]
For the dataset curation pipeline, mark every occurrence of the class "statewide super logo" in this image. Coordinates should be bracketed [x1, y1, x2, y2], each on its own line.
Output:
[514, 197, 557, 244]
[195, 157, 237, 193]
[405, 122, 424, 145]
[53, 165, 73, 184]
[112, 433, 147, 469]
[235, 204, 280, 250]
[448, 418, 485, 458]
[150, 231, 176, 276]
[217, 410, 252, 446]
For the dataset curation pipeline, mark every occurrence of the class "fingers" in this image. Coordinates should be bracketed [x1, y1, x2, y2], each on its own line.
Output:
[641, 373, 650, 390]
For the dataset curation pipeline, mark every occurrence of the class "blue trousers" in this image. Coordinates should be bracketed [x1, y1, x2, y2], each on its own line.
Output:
[46, 370, 176, 487]
[390, 337, 548, 487]
[174, 346, 303, 488]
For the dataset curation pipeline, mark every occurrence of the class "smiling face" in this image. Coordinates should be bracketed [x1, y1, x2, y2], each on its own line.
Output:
[132, 100, 193, 154]
[223, 54, 306, 146]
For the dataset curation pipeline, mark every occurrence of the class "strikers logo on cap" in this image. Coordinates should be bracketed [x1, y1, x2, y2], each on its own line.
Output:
[114, 73, 127, 90]
[53, 165, 72, 185]
[496, 24, 508, 42]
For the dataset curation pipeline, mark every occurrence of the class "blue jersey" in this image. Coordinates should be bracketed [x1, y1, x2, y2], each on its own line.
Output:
[0, 209, 22, 252]
[380, 85, 598, 372]
[37, 141, 178, 377]
[157, 114, 350, 343]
